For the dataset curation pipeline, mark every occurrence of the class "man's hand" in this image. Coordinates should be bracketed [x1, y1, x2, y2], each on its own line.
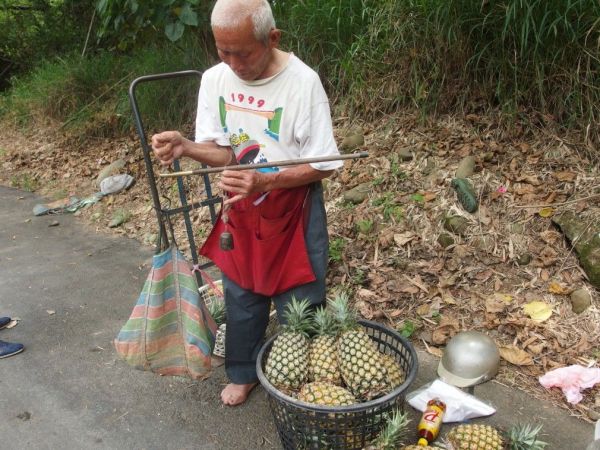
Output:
[218, 170, 269, 206]
[151, 131, 186, 165]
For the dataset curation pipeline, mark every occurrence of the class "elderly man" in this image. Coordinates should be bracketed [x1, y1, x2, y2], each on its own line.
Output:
[152, 0, 341, 406]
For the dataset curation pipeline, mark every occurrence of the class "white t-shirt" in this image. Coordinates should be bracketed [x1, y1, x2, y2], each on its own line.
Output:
[195, 54, 342, 172]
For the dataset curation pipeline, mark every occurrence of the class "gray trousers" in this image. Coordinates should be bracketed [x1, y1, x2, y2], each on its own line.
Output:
[222, 182, 328, 384]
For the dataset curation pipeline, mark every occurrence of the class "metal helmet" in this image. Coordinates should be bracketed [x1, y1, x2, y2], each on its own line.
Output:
[437, 331, 500, 387]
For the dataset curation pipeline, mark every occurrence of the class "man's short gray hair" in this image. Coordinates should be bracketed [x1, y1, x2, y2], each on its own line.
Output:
[211, 0, 276, 45]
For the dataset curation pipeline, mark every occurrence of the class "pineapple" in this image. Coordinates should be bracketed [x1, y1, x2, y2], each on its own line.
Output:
[308, 306, 342, 385]
[297, 381, 356, 406]
[380, 352, 405, 391]
[446, 423, 503, 449]
[401, 446, 439, 449]
[330, 292, 388, 400]
[364, 409, 410, 450]
[265, 297, 313, 391]
[207, 299, 226, 327]
[444, 423, 547, 450]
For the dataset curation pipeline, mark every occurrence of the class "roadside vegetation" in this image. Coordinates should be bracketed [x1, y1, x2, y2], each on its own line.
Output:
[0, 0, 598, 158]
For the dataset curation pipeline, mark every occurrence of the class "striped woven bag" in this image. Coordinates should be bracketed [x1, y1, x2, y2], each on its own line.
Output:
[114, 245, 217, 379]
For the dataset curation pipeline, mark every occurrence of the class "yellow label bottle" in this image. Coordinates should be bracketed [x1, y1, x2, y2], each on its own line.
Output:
[417, 398, 446, 446]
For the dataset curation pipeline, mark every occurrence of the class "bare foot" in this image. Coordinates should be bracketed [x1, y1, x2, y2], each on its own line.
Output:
[221, 382, 258, 406]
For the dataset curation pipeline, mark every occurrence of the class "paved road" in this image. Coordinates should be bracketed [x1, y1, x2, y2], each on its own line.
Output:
[0, 186, 594, 449]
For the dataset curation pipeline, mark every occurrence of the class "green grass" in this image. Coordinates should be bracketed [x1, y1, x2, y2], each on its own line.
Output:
[275, 0, 600, 154]
[329, 237, 346, 262]
[373, 193, 404, 222]
[10, 174, 39, 192]
[1, 36, 212, 136]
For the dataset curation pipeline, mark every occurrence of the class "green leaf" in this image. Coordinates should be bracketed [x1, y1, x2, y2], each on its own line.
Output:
[128, 0, 139, 14]
[97, 0, 108, 14]
[165, 21, 185, 41]
[397, 320, 415, 338]
[179, 4, 198, 26]
[411, 193, 425, 203]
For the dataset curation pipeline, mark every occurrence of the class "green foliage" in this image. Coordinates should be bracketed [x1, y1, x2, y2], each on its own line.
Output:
[1, 37, 211, 135]
[356, 219, 374, 235]
[350, 268, 366, 286]
[411, 193, 425, 204]
[1, 0, 599, 154]
[373, 193, 403, 222]
[329, 237, 346, 262]
[274, 0, 600, 149]
[272, 0, 370, 95]
[397, 320, 416, 338]
[95, 0, 212, 50]
[0, 0, 95, 85]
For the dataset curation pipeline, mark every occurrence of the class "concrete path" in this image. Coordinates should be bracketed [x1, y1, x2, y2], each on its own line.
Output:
[0, 186, 594, 449]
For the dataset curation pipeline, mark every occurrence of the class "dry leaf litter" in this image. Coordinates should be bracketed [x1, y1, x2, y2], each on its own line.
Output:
[1, 112, 599, 422]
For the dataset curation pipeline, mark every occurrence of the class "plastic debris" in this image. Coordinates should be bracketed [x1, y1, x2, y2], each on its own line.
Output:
[33, 192, 104, 216]
[100, 174, 134, 195]
[539, 365, 600, 404]
[407, 379, 496, 423]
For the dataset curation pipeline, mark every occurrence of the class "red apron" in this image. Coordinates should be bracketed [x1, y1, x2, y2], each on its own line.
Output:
[199, 186, 316, 296]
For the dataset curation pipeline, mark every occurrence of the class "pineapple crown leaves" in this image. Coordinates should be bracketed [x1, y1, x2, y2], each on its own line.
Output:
[310, 306, 339, 337]
[507, 423, 548, 450]
[328, 291, 359, 332]
[281, 296, 314, 337]
[371, 409, 410, 450]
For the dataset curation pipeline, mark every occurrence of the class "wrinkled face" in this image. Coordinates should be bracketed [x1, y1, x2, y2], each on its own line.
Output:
[213, 17, 278, 81]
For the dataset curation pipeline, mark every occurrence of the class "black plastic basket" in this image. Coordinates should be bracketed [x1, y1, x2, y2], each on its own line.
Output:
[256, 320, 418, 450]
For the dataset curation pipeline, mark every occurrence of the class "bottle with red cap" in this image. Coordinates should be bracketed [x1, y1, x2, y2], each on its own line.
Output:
[416, 398, 446, 446]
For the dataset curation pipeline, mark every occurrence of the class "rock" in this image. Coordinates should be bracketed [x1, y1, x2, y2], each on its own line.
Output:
[481, 152, 494, 162]
[552, 211, 595, 254]
[397, 147, 413, 162]
[570, 288, 592, 314]
[343, 182, 371, 204]
[100, 174, 134, 195]
[443, 216, 469, 236]
[339, 129, 364, 153]
[48, 220, 59, 227]
[553, 212, 600, 288]
[580, 234, 600, 288]
[96, 159, 126, 187]
[455, 155, 476, 178]
[437, 233, 454, 248]
[516, 253, 532, 266]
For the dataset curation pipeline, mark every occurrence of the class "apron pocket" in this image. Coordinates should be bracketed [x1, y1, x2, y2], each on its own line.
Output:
[257, 208, 296, 240]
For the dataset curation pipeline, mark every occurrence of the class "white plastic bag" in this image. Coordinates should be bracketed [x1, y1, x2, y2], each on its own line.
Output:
[407, 379, 496, 423]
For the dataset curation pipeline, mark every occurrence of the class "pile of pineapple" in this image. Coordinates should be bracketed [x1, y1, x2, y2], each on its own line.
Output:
[364, 409, 548, 450]
[264, 293, 407, 407]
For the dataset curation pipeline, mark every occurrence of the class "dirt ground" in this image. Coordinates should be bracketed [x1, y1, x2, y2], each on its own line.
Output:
[1, 110, 599, 425]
